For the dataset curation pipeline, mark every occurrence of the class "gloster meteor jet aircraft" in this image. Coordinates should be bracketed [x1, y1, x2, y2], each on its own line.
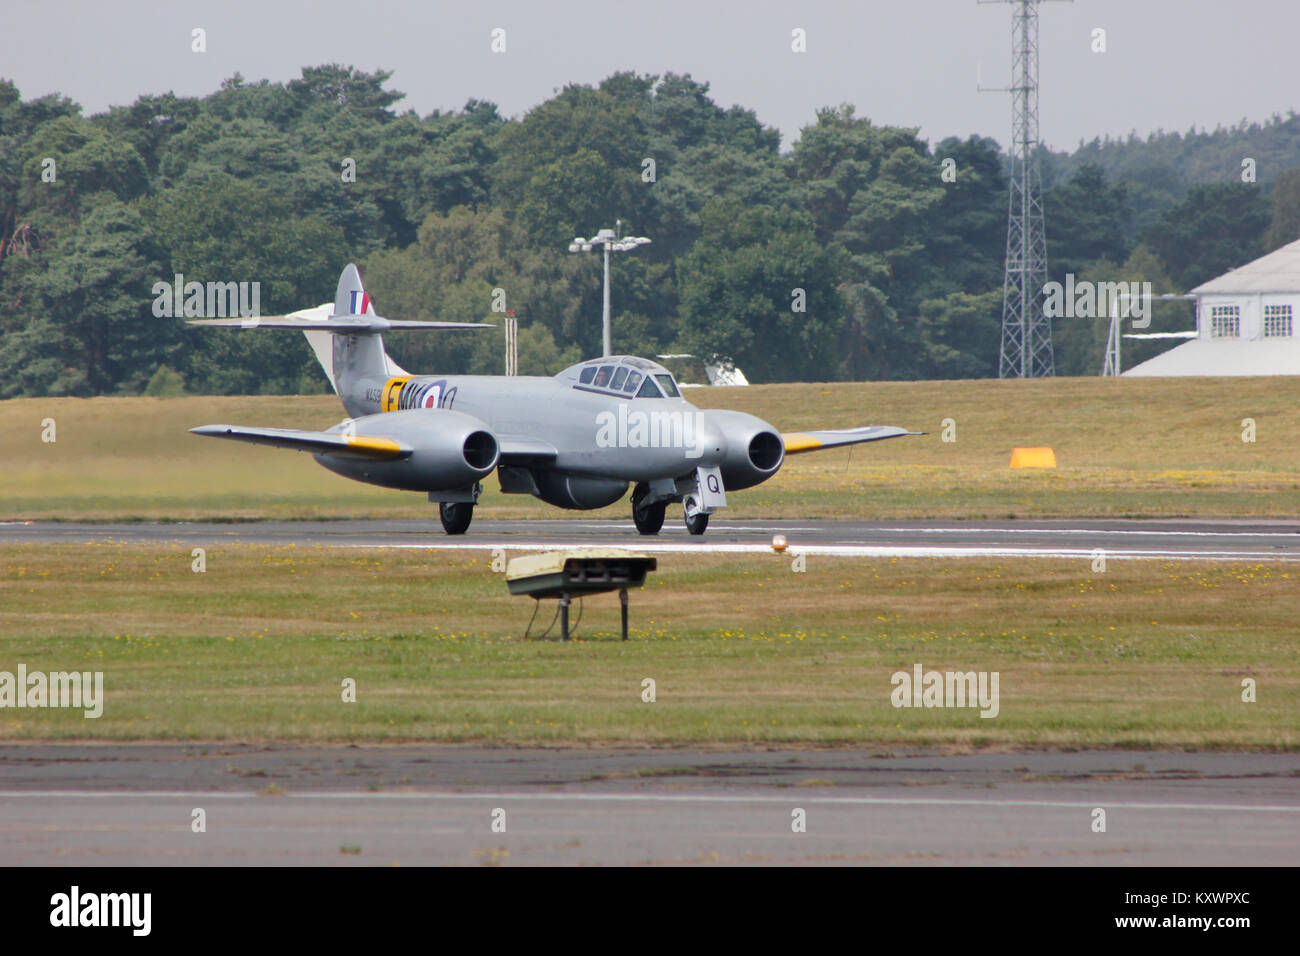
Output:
[191, 265, 920, 535]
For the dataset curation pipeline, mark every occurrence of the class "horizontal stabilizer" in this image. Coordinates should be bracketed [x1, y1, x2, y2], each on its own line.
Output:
[783, 426, 923, 455]
[190, 424, 412, 459]
[188, 315, 494, 332]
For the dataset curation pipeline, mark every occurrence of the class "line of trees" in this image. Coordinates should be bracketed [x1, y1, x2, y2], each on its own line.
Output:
[2, 65, 1299, 396]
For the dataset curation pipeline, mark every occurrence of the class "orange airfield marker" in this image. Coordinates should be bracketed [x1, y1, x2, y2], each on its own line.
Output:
[1010, 447, 1057, 468]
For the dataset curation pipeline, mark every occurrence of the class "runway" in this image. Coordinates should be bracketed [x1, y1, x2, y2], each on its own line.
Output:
[1, 745, 1296, 865]
[3, 517, 1299, 561]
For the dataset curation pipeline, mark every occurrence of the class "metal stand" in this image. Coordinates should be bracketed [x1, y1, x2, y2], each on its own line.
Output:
[620, 587, 628, 641]
[560, 594, 571, 641]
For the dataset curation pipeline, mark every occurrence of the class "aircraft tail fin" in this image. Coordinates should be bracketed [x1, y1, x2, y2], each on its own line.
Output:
[188, 264, 492, 395]
[316, 264, 390, 394]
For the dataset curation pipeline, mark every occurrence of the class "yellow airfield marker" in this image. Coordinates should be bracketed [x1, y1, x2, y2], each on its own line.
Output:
[1010, 447, 1057, 468]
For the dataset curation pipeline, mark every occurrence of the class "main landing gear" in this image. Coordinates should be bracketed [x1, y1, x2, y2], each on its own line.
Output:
[439, 501, 474, 535]
[631, 483, 666, 535]
[631, 483, 709, 536]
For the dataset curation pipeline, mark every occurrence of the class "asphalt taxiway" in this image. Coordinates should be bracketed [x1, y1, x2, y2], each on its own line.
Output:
[1, 746, 1296, 865]
[3, 517, 1299, 561]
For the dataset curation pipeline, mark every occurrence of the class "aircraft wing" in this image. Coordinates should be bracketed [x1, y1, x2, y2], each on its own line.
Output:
[782, 426, 922, 455]
[497, 435, 559, 465]
[190, 425, 412, 459]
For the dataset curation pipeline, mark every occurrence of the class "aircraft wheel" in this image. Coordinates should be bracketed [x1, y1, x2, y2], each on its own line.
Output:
[439, 501, 474, 535]
[631, 483, 666, 535]
[684, 511, 709, 536]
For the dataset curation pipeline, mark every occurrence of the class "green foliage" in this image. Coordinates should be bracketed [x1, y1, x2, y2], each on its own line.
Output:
[1263, 167, 1300, 252]
[914, 290, 1002, 380]
[1050, 247, 1193, 376]
[1045, 164, 1131, 282]
[0, 199, 171, 397]
[1049, 113, 1300, 192]
[677, 199, 846, 382]
[141, 173, 347, 394]
[0, 68, 1294, 395]
[1142, 183, 1270, 290]
[143, 363, 185, 397]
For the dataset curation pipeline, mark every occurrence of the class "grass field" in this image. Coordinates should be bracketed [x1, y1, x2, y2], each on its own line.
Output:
[1, 542, 1295, 748]
[1, 375, 1298, 521]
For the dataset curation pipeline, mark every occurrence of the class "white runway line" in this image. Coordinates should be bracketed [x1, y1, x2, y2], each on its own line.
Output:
[496, 523, 1300, 539]
[905, 527, 1300, 539]
[2, 790, 1297, 812]
[343, 542, 1300, 561]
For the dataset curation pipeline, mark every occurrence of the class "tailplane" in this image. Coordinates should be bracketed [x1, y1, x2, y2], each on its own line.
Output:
[188, 263, 493, 399]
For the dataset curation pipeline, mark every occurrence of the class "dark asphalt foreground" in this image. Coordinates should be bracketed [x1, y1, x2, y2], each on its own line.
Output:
[1, 745, 1296, 865]
[4, 517, 1300, 560]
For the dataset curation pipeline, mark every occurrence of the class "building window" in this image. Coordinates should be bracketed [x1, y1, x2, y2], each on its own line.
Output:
[1264, 304, 1293, 338]
[1210, 305, 1239, 338]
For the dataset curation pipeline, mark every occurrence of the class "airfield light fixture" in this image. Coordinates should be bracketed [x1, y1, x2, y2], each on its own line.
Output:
[567, 221, 651, 357]
[506, 549, 658, 641]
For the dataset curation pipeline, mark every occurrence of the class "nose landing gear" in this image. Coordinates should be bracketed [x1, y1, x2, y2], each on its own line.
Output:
[684, 511, 709, 536]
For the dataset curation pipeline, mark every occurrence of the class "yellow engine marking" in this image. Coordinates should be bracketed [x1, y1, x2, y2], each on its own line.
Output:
[381, 376, 411, 412]
[345, 436, 404, 456]
[782, 433, 824, 454]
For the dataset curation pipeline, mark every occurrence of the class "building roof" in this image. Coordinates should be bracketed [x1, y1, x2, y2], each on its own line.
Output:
[1191, 237, 1300, 295]
[1123, 336, 1300, 376]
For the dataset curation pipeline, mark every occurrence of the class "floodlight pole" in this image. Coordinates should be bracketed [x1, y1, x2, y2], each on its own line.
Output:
[568, 220, 651, 357]
[602, 239, 612, 358]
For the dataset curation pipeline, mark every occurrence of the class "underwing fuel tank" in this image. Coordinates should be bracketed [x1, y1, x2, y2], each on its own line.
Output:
[315, 408, 499, 492]
[532, 473, 630, 510]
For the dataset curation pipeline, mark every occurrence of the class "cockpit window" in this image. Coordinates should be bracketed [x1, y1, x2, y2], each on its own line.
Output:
[623, 371, 642, 393]
[654, 374, 680, 397]
[610, 367, 629, 390]
[592, 365, 614, 388]
[636, 376, 663, 398]
[578, 365, 597, 385]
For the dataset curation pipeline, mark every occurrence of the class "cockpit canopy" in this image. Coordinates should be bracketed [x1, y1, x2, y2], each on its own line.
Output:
[556, 355, 681, 398]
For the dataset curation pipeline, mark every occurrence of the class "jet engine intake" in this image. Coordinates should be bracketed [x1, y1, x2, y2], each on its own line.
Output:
[701, 409, 785, 491]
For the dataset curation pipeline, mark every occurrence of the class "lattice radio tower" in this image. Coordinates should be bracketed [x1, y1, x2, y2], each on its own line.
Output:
[981, 0, 1067, 378]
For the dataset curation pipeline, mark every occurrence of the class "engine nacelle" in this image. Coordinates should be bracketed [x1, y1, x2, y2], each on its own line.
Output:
[533, 472, 629, 510]
[314, 408, 499, 492]
[700, 409, 784, 491]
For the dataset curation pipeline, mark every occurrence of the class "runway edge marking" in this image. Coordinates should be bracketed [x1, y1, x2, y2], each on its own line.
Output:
[2, 791, 1297, 812]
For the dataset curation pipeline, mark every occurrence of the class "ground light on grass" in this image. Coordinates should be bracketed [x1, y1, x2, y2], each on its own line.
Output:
[0, 542, 1295, 748]
[2, 375, 1299, 520]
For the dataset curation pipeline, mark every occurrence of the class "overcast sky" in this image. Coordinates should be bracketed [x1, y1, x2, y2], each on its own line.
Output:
[2, 0, 1295, 153]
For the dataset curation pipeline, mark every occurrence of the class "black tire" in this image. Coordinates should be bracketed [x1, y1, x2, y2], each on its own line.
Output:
[439, 501, 474, 535]
[684, 511, 709, 536]
[631, 483, 666, 535]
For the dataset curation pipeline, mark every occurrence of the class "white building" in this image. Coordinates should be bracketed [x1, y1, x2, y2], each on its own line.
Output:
[1124, 237, 1300, 376]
